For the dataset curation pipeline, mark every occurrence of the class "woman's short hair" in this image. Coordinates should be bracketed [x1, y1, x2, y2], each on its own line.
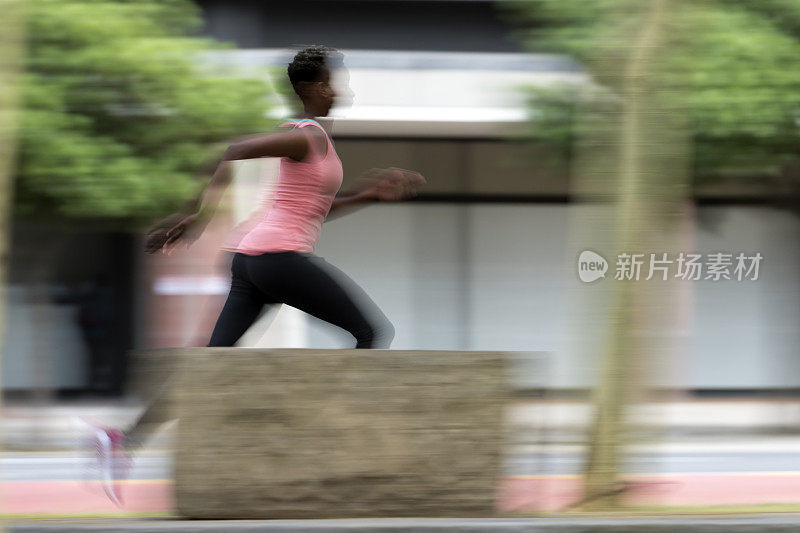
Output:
[287, 45, 344, 93]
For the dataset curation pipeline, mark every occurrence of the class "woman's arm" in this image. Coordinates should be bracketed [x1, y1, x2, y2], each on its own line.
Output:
[145, 128, 311, 253]
[192, 130, 313, 220]
[223, 128, 309, 161]
[144, 159, 235, 253]
[325, 188, 379, 222]
[189, 127, 318, 224]
[325, 167, 426, 222]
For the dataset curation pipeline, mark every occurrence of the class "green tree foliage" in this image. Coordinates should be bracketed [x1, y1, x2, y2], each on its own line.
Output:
[18, 0, 273, 222]
[506, 0, 800, 185]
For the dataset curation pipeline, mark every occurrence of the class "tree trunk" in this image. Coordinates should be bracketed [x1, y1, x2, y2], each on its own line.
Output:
[579, 0, 690, 510]
[0, 0, 25, 529]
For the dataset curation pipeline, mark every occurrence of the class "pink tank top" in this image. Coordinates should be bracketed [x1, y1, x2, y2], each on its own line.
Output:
[231, 119, 343, 255]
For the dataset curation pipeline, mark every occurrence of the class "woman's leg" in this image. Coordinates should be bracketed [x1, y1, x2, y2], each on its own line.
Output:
[125, 375, 172, 452]
[124, 253, 268, 451]
[247, 253, 394, 348]
[207, 253, 270, 347]
[185, 252, 235, 347]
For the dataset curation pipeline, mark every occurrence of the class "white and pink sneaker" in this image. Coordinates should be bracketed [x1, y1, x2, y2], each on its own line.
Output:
[76, 418, 132, 506]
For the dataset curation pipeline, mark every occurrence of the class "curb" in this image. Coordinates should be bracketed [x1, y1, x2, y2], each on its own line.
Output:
[10, 515, 800, 532]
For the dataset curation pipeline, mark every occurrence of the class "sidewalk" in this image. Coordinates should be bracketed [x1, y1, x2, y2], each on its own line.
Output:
[4, 398, 800, 449]
[5, 399, 800, 519]
[2, 400, 146, 450]
[10, 515, 800, 532]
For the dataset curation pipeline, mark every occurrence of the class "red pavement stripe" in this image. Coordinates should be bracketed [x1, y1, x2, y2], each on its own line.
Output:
[4, 474, 800, 515]
[1, 480, 173, 514]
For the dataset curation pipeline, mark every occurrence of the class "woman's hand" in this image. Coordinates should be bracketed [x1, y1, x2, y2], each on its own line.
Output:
[163, 213, 206, 252]
[358, 167, 426, 202]
[145, 213, 184, 254]
[145, 212, 205, 254]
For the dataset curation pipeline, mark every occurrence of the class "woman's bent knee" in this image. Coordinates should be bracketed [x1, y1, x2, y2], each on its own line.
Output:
[354, 319, 394, 349]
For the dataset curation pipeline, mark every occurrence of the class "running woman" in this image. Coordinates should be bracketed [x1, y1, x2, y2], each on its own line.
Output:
[86, 45, 425, 504]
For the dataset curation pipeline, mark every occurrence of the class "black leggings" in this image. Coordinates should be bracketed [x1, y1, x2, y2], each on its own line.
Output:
[207, 252, 394, 349]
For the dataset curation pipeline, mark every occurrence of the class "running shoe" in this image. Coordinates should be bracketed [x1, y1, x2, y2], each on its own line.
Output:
[76, 418, 132, 506]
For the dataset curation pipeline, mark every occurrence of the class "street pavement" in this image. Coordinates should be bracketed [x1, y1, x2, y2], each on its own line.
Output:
[6, 398, 800, 449]
[6, 442, 800, 515]
[4, 398, 800, 520]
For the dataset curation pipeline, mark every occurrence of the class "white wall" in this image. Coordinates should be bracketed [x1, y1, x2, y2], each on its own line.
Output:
[310, 203, 800, 390]
[5, 203, 797, 391]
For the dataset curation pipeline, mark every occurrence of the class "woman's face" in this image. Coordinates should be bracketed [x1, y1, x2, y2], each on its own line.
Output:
[322, 66, 354, 115]
[300, 65, 354, 117]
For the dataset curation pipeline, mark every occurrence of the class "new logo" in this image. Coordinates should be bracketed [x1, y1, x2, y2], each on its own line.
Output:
[578, 250, 608, 283]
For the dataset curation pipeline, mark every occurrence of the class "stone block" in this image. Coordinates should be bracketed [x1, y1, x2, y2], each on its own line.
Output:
[171, 349, 509, 519]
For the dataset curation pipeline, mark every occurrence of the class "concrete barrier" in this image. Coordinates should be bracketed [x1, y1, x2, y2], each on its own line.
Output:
[168, 349, 509, 519]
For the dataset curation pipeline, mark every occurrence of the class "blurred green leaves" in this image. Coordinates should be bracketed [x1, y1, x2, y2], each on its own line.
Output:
[507, 0, 800, 186]
[17, 0, 274, 222]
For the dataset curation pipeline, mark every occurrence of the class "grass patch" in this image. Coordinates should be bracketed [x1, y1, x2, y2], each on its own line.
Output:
[506, 502, 800, 518]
